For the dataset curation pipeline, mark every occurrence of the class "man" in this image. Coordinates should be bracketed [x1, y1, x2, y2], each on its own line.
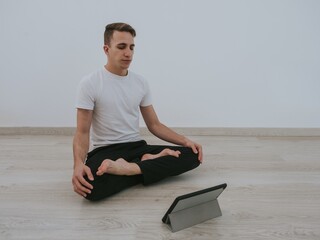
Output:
[72, 22, 203, 201]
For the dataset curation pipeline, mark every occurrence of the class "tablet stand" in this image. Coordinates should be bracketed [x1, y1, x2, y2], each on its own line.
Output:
[165, 199, 222, 232]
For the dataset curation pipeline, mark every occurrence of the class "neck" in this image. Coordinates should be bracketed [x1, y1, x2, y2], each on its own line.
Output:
[104, 64, 128, 76]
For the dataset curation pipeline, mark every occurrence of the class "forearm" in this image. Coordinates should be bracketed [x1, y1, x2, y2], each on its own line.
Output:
[141, 105, 202, 161]
[148, 122, 188, 146]
[73, 132, 90, 168]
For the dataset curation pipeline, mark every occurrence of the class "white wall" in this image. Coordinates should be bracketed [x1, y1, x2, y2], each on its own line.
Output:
[1, 0, 320, 128]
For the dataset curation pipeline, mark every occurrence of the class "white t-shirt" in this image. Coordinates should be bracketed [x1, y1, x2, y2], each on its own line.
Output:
[76, 67, 152, 148]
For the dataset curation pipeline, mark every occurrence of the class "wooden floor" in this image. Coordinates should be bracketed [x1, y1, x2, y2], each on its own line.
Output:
[0, 134, 320, 240]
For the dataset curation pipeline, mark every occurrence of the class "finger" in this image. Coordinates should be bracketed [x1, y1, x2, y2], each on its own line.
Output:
[85, 166, 94, 181]
[75, 185, 91, 197]
[78, 175, 93, 190]
[78, 189, 87, 198]
[74, 187, 87, 198]
[197, 145, 203, 162]
[75, 178, 92, 194]
[73, 178, 91, 196]
[191, 145, 198, 155]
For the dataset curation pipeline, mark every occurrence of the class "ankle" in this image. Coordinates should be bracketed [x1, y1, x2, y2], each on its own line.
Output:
[126, 162, 142, 175]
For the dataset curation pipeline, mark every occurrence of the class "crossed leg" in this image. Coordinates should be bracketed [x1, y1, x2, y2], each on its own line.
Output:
[96, 148, 181, 176]
[141, 148, 181, 161]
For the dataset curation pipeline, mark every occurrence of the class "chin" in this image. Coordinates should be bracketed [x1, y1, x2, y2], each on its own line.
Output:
[121, 65, 130, 70]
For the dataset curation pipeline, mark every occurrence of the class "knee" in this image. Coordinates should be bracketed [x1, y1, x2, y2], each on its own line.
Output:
[83, 177, 114, 202]
[84, 192, 101, 201]
[166, 150, 200, 177]
[84, 184, 114, 202]
[182, 149, 201, 170]
[188, 156, 201, 170]
[181, 147, 200, 159]
[84, 191, 107, 202]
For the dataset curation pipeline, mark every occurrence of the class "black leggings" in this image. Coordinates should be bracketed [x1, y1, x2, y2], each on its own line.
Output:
[84, 140, 200, 201]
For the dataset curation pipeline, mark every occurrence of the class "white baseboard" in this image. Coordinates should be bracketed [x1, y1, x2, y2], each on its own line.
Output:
[1, 127, 320, 137]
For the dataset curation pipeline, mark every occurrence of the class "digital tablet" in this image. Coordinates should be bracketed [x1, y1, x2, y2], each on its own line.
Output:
[162, 183, 227, 223]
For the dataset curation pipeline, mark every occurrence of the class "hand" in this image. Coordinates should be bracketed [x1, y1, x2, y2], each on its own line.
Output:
[72, 162, 94, 197]
[184, 138, 203, 163]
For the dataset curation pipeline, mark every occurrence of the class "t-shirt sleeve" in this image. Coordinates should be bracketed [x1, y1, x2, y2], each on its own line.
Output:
[140, 79, 152, 107]
[75, 77, 95, 110]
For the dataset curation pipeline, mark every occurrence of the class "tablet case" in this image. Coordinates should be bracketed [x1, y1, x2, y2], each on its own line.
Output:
[162, 183, 227, 232]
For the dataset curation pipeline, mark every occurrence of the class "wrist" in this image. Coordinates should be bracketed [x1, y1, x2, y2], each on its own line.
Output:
[73, 158, 85, 169]
[181, 136, 190, 146]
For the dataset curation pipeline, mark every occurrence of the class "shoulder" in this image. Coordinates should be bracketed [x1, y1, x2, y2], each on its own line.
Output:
[129, 71, 147, 83]
[128, 71, 150, 92]
[80, 68, 104, 86]
[77, 68, 105, 100]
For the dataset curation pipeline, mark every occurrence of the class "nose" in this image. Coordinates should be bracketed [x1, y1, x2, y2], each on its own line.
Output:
[124, 48, 133, 57]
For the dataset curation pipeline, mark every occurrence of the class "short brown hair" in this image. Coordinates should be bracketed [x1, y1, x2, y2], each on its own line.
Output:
[104, 22, 136, 45]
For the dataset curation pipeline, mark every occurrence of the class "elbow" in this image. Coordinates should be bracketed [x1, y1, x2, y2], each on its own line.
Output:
[146, 122, 162, 135]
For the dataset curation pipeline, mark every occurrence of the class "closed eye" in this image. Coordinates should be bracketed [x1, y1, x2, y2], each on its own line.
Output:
[117, 44, 126, 50]
[116, 43, 135, 50]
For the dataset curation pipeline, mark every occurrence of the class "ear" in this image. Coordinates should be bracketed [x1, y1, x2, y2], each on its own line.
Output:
[103, 45, 109, 55]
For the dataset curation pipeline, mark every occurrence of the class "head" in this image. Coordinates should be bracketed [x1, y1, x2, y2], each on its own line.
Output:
[103, 23, 136, 76]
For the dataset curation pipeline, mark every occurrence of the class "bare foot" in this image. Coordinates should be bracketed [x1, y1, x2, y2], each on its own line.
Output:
[141, 148, 181, 161]
[96, 158, 141, 176]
